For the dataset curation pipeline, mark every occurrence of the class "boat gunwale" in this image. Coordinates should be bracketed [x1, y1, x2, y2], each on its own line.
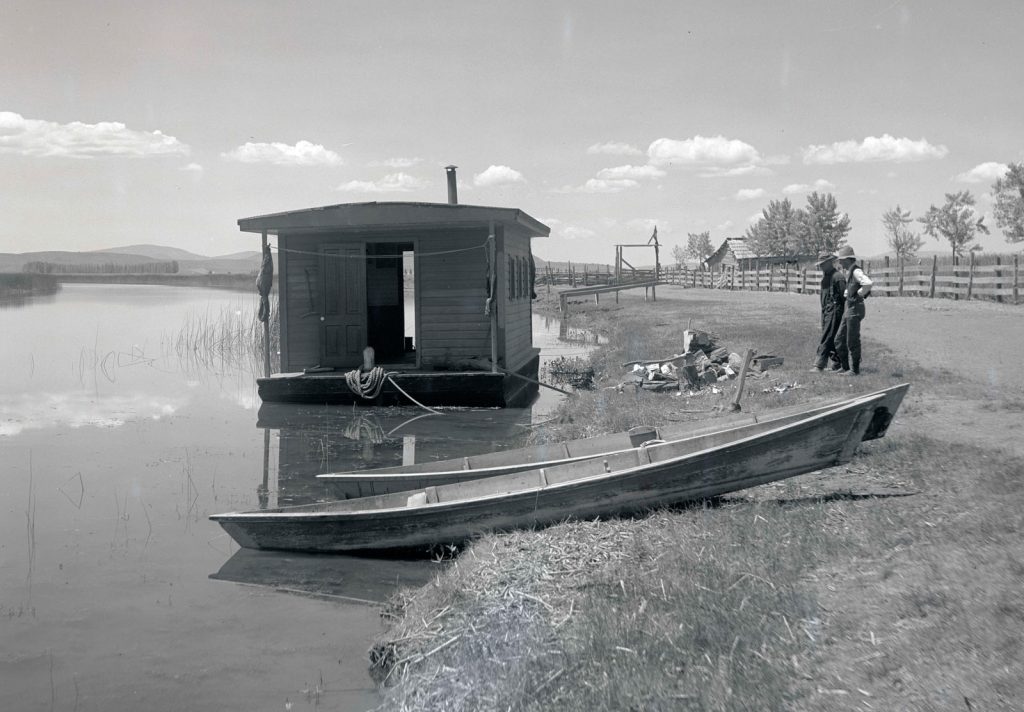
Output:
[315, 383, 909, 482]
[211, 392, 886, 523]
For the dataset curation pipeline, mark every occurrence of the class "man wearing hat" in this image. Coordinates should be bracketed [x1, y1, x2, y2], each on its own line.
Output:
[833, 245, 873, 376]
[810, 252, 846, 372]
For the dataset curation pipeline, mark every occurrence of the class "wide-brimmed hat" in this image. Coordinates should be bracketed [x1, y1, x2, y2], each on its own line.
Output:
[815, 252, 837, 267]
[836, 245, 856, 260]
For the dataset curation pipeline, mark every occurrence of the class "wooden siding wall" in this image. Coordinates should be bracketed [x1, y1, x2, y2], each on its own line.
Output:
[416, 227, 492, 367]
[278, 226, 538, 373]
[501, 226, 536, 372]
[279, 234, 322, 371]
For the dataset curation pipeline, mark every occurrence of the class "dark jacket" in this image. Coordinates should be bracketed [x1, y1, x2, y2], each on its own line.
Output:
[821, 270, 846, 318]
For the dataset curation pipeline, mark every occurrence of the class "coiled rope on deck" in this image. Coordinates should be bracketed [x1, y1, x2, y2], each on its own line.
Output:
[344, 366, 388, 400]
[342, 367, 444, 415]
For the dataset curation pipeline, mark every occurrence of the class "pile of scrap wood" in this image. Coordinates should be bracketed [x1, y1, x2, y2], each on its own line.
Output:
[619, 329, 784, 393]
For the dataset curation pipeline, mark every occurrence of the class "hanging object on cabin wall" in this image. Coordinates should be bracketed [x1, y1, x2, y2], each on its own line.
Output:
[256, 242, 274, 323]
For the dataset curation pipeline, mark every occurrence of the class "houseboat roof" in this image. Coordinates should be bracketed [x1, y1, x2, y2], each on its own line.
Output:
[238, 202, 550, 237]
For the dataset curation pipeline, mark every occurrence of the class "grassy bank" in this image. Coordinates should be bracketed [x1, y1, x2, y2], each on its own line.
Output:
[370, 287, 1024, 710]
[0, 273, 60, 298]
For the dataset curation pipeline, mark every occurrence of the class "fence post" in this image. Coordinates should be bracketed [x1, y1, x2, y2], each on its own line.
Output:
[898, 256, 904, 297]
[967, 251, 975, 300]
[884, 256, 890, 297]
[996, 256, 1003, 303]
[730, 266, 735, 290]
[801, 267, 807, 294]
[1014, 253, 1019, 305]
[755, 262, 760, 291]
[768, 264, 774, 292]
[929, 255, 938, 298]
[784, 265, 790, 292]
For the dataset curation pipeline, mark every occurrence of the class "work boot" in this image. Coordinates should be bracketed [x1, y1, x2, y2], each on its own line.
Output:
[837, 370, 857, 377]
[809, 366, 824, 373]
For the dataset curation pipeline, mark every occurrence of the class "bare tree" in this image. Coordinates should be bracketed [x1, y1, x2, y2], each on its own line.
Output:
[671, 244, 686, 268]
[685, 231, 714, 269]
[881, 205, 924, 266]
[918, 191, 989, 261]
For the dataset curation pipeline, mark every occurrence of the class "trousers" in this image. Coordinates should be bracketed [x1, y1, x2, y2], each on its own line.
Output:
[814, 307, 844, 369]
[834, 301, 865, 374]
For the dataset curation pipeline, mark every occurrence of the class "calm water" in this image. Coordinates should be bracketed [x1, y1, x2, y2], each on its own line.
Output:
[0, 284, 589, 711]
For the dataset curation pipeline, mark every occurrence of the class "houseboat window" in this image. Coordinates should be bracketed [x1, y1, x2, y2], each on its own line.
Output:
[508, 255, 515, 300]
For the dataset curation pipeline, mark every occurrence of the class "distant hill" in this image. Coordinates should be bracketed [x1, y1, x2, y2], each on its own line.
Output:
[0, 245, 270, 275]
[94, 244, 209, 261]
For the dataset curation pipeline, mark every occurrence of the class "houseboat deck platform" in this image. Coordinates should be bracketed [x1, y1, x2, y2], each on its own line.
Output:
[257, 351, 540, 408]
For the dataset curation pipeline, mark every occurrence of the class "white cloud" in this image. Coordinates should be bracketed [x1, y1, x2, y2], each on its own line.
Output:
[716, 220, 735, 233]
[370, 157, 423, 169]
[577, 178, 640, 193]
[955, 161, 1008, 184]
[782, 179, 836, 195]
[587, 141, 644, 157]
[474, 165, 526, 187]
[181, 162, 204, 173]
[648, 135, 763, 168]
[335, 172, 426, 193]
[559, 225, 597, 241]
[0, 111, 189, 158]
[801, 134, 948, 164]
[597, 164, 666, 180]
[222, 140, 343, 166]
[735, 188, 767, 201]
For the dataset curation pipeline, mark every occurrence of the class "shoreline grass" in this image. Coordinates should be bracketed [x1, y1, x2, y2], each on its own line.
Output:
[369, 286, 1024, 711]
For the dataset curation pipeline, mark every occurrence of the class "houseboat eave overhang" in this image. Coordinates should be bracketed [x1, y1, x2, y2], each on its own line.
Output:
[238, 202, 550, 238]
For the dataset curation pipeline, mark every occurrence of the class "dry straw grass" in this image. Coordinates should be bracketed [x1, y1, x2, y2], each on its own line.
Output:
[373, 502, 837, 711]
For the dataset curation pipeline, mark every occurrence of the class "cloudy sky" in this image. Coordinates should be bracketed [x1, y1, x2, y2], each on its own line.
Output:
[2, 1, 1022, 262]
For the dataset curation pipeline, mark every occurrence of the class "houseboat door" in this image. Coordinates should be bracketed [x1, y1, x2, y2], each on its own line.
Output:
[319, 244, 366, 368]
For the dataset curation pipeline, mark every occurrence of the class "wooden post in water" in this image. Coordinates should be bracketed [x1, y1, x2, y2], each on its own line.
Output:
[260, 230, 272, 378]
[929, 255, 938, 298]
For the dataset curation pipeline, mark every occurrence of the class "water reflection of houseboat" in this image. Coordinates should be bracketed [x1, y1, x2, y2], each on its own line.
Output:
[256, 403, 534, 505]
[240, 167, 549, 408]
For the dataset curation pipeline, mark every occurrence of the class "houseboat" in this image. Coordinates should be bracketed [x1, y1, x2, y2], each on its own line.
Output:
[240, 167, 550, 407]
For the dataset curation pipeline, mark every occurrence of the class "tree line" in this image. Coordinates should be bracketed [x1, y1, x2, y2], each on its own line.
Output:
[23, 260, 181, 274]
[672, 161, 1024, 267]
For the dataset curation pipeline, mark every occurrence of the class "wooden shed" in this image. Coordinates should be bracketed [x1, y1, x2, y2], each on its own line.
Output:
[240, 170, 549, 407]
[705, 237, 758, 272]
[705, 237, 812, 272]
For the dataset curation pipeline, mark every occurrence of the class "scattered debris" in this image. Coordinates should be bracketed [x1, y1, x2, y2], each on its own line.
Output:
[764, 382, 803, 394]
[619, 329, 780, 394]
[542, 355, 596, 390]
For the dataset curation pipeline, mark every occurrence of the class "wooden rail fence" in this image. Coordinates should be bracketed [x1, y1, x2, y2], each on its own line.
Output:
[652, 254, 1021, 303]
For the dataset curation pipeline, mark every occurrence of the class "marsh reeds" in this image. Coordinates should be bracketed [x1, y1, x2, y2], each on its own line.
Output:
[169, 298, 280, 376]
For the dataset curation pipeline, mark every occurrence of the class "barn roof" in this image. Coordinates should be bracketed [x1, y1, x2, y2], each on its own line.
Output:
[238, 202, 550, 238]
[707, 237, 756, 262]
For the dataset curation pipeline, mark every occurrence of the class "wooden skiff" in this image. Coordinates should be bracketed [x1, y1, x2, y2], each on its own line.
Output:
[211, 389, 892, 552]
[315, 384, 909, 495]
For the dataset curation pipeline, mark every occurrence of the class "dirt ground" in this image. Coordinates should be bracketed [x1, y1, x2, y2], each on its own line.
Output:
[645, 287, 1024, 710]
[650, 286, 1024, 457]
